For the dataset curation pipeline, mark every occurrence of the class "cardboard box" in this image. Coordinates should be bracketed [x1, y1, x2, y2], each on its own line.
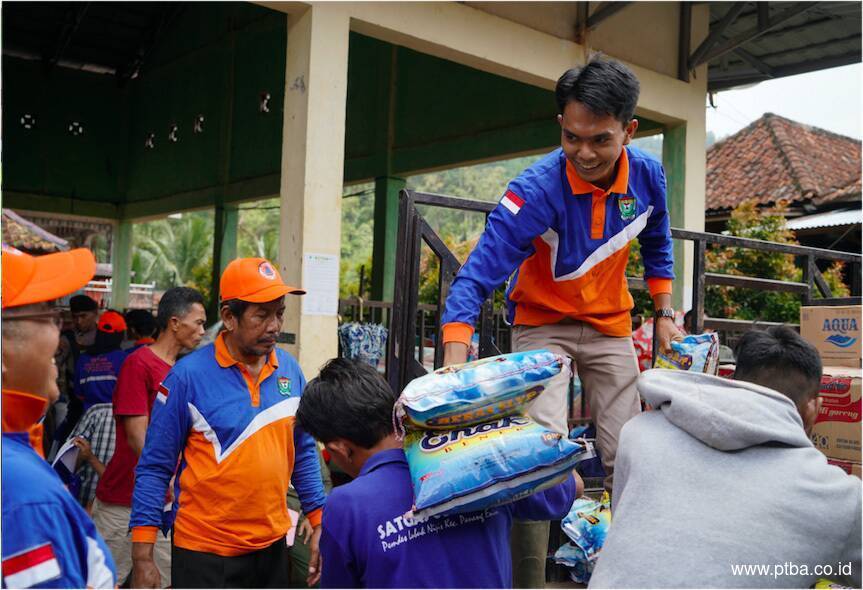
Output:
[810, 366, 861, 463]
[800, 305, 862, 368]
[853, 463, 862, 479]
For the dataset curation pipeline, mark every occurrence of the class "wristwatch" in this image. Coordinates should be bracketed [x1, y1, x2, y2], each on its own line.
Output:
[655, 307, 675, 320]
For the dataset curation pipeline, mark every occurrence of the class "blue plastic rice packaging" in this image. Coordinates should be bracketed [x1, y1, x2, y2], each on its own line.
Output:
[395, 350, 565, 430]
[554, 491, 612, 584]
[655, 332, 719, 374]
[403, 415, 594, 519]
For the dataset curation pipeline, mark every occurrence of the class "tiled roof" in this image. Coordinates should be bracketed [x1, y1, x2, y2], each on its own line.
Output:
[1, 209, 69, 253]
[706, 113, 861, 213]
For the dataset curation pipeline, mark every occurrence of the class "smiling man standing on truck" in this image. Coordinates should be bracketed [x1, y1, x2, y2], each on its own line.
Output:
[439, 55, 681, 587]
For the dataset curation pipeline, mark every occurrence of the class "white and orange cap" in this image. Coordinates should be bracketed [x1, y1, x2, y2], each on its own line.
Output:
[219, 257, 305, 303]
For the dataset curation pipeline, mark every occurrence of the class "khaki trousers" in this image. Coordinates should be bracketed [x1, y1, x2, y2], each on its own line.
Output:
[513, 321, 641, 492]
[92, 498, 172, 587]
[509, 322, 641, 588]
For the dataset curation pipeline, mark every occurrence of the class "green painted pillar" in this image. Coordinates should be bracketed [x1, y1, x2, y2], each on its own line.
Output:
[110, 219, 133, 311]
[370, 175, 406, 301]
[369, 44, 402, 303]
[210, 203, 239, 317]
[662, 124, 686, 311]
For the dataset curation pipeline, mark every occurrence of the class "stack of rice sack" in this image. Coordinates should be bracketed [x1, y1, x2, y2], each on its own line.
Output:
[655, 332, 720, 374]
[553, 492, 611, 584]
[394, 349, 595, 519]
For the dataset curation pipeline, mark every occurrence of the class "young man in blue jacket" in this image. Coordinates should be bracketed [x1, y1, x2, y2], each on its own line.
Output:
[439, 56, 682, 586]
[297, 358, 581, 589]
[1, 244, 116, 588]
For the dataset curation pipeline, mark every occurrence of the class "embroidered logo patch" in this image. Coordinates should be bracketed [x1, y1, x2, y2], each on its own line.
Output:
[258, 261, 277, 280]
[278, 377, 292, 396]
[618, 195, 636, 221]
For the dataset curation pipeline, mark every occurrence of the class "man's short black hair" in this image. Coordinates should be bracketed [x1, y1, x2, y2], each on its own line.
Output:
[734, 326, 823, 406]
[222, 299, 251, 322]
[297, 358, 396, 449]
[156, 287, 204, 331]
[125, 309, 157, 338]
[70, 294, 98, 313]
[555, 56, 640, 124]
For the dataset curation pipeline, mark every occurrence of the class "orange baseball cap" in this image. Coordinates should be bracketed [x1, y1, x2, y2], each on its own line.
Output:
[2, 245, 96, 310]
[97, 310, 127, 333]
[220, 257, 305, 303]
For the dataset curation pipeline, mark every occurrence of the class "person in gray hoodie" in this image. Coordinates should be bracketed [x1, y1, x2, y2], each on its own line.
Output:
[589, 326, 862, 589]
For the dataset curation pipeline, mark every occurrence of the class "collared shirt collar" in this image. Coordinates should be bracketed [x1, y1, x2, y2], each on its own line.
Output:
[2, 389, 47, 434]
[359, 448, 407, 477]
[565, 146, 630, 196]
[213, 331, 279, 370]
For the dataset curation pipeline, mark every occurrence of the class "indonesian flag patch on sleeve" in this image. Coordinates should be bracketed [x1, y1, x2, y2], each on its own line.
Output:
[3, 543, 62, 587]
[500, 190, 525, 215]
[156, 383, 169, 404]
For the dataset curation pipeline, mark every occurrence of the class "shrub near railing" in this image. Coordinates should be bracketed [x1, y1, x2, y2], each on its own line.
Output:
[704, 201, 849, 325]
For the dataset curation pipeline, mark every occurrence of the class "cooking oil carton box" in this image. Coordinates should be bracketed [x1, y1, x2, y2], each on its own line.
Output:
[800, 306, 861, 368]
[810, 366, 861, 463]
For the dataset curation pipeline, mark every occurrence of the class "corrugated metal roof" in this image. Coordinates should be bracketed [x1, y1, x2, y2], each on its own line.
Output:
[2, 2, 859, 92]
[706, 2, 862, 92]
[786, 208, 862, 231]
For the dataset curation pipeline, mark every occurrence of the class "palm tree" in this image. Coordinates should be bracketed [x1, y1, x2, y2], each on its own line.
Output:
[131, 213, 214, 295]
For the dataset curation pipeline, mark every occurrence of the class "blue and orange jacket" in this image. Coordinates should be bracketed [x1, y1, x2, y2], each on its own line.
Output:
[2, 389, 116, 588]
[130, 333, 326, 557]
[441, 146, 674, 345]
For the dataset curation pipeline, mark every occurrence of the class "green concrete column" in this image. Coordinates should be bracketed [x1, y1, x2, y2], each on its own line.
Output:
[210, 203, 239, 316]
[370, 175, 406, 301]
[110, 219, 133, 310]
[662, 124, 686, 311]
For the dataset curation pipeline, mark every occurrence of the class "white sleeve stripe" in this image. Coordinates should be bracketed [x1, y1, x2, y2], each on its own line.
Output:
[85, 536, 115, 589]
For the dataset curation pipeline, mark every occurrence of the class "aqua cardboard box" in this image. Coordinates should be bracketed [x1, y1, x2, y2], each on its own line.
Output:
[800, 306, 861, 368]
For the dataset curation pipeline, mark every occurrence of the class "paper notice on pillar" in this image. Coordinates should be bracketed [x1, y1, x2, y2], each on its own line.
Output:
[302, 253, 339, 315]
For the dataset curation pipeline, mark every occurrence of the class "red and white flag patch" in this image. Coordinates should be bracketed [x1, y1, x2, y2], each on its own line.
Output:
[156, 383, 169, 404]
[3, 543, 62, 588]
[500, 190, 525, 215]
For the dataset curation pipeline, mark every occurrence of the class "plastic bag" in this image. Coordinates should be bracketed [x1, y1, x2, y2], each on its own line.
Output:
[814, 580, 853, 589]
[396, 350, 565, 430]
[554, 491, 611, 584]
[655, 333, 719, 374]
[404, 415, 593, 519]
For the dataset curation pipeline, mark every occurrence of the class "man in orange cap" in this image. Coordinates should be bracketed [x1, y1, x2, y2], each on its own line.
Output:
[1, 244, 117, 588]
[131, 257, 326, 588]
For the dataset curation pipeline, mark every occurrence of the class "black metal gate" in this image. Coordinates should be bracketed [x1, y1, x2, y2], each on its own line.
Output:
[386, 190, 501, 394]
[385, 189, 862, 394]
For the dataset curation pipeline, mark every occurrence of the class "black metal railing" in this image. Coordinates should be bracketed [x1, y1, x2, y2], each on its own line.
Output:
[386, 189, 862, 392]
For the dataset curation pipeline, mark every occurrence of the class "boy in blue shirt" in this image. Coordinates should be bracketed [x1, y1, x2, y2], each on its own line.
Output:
[296, 358, 581, 588]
